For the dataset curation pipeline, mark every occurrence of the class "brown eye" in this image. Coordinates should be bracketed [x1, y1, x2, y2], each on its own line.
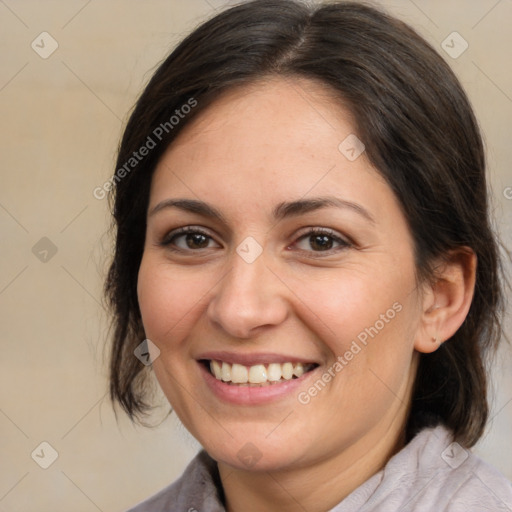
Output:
[294, 229, 350, 253]
[309, 234, 334, 251]
[185, 232, 210, 249]
[161, 227, 220, 251]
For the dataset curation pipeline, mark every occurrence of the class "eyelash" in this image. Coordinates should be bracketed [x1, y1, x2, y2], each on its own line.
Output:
[160, 226, 214, 250]
[160, 226, 352, 256]
[293, 227, 352, 257]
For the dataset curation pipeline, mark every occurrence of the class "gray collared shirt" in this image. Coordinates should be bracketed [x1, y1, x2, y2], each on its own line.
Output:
[127, 426, 512, 511]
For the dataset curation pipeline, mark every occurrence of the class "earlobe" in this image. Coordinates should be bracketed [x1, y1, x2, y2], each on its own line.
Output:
[415, 248, 477, 354]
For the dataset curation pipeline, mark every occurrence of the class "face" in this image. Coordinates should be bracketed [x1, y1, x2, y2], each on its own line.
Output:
[137, 78, 425, 472]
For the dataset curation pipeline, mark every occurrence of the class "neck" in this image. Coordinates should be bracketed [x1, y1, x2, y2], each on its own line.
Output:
[218, 414, 408, 512]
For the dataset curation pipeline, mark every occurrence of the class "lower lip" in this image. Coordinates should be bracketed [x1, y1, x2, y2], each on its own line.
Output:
[198, 362, 318, 405]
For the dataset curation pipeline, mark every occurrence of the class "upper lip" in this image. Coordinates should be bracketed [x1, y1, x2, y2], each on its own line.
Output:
[196, 351, 319, 367]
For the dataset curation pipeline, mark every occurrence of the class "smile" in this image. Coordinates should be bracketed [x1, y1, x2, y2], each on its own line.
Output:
[205, 360, 318, 386]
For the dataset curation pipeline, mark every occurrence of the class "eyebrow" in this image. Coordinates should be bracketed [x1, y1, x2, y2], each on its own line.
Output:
[149, 196, 375, 224]
[149, 199, 227, 222]
[273, 196, 375, 224]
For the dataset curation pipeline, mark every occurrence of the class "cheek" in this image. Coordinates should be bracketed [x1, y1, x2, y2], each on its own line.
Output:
[137, 256, 209, 347]
[287, 267, 411, 347]
[287, 264, 419, 393]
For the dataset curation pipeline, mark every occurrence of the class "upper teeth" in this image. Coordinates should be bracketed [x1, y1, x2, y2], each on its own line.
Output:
[209, 360, 312, 384]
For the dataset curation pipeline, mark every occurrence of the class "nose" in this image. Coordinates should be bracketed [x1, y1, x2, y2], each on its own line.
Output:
[206, 249, 289, 339]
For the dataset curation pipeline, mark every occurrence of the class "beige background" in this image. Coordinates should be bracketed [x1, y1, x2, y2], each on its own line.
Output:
[0, 1, 511, 511]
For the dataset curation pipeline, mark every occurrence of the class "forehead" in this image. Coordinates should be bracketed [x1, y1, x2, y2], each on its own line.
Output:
[150, 77, 391, 214]
[166, 77, 355, 162]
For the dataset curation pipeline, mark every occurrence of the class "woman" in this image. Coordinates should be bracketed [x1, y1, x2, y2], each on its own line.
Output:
[105, 1, 512, 510]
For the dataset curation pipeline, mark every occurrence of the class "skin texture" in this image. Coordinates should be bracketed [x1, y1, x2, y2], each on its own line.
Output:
[137, 78, 476, 512]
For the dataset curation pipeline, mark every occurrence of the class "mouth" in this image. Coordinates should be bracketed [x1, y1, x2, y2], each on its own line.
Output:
[199, 359, 319, 386]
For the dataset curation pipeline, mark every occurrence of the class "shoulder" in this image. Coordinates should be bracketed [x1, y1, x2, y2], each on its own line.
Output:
[376, 425, 512, 511]
[437, 447, 512, 511]
[126, 450, 224, 512]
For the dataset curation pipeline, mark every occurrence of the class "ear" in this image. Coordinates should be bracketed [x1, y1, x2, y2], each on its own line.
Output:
[415, 247, 477, 354]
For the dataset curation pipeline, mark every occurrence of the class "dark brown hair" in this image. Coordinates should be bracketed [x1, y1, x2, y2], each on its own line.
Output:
[105, 0, 505, 447]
